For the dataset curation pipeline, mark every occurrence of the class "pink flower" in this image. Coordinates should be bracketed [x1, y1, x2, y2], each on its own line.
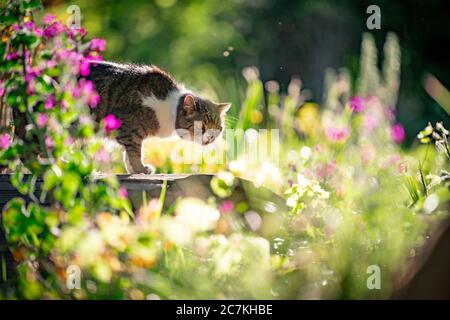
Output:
[42, 14, 57, 25]
[360, 145, 374, 165]
[363, 114, 379, 131]
[5, 52, 19, 61]
[104, 114, 121, 132]
[86, 51, 103, 62]
[34, 27, 44, 36]
[64, 137, 74, 145]
[43, 22, 65, 38]
[79, 27, 87, 37]
[45, 136, 54, 149]
[315, 161, 336, 180]
[325, 126, 350, 142]
[79, 59, 90, 76]
[45, 95, 55, 109]
[88, 93, 100, 108]
[26, 82, 34, 95]
[119, 187, 128, 198]
[47, 60, 57, 69]
[24, 67, 42, 82]
[350, 96, 365, 112]
[24, 21, 35, 31]
[25, 49, 31, 65]
[0, 81, 5, 97]
[57, 49, 79, 61]
[12, 24, 20, 32]
[72, 79, 95, 98]
[37, 113, 47, 128]
[219, 200, 234, 213]
[67, 27, 87, 39]
[384, 107, 396, 121]
[89, 38, 106, 52]
[94, 147, 110, 163]
[391, 123, 405, 143]
[0, 133, 10, 150]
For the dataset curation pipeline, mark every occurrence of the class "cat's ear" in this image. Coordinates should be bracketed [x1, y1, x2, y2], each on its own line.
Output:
[183, 94, 196, 115]
[217, 102, 231, 114]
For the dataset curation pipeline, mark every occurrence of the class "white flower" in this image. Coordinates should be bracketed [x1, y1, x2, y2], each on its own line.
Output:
[217, 171, 235, 186]
[175, 198, 220, 232]
[162, 219, 193, 246]
[228, 159, 247, 174]
[296, 173, 310, 189]
[423, 193, 439, 214]
[300, 146, 312, 160]
[286, 194, 299, 208]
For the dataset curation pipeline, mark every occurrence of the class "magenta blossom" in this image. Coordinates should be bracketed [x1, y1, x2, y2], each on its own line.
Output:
[79, 59, 90, 76]
[72, 79, 94, 98]
[88, 93, 100, 108]
[315, 160, 336, 180]
[391, 123, 405, 143]
[34, 27, 44, 37]
[5, 52, 19, 61]
[43, 22, 65, 38]
[26, 82, 34, 95]
[94, 147, 110, 163]
[350, 96, 365, 112]
[46, 60, 57, 69]
[24, 66, 42, 82]
[363, 114, 379, 131]
[0, 133, 10, 150]
[24, 21, 35, 31]
[119, 187, 128, 198]
[45, 95, 56, 109]
[71, 79, 100, 108]
[219, 200, 234, 213]
[45, 136, 54, 149]
[67, 27, 87, 39]
[43, 14, 57, 25]
[86, 52, 103, 62]
[89, 38, 106, 52]
[57, 49, 82, 62]
[37, 113, 47, 128]
[325, 126, 350, 142]
[0, 81, 5, 97]
[104, 114, 121, 132]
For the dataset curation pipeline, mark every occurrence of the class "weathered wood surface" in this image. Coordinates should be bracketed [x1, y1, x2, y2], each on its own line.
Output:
[0, 173, 287, 292]
[393, 217, 450, 299]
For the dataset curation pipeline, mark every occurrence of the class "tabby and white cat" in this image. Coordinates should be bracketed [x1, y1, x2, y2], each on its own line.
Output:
[87, 61, 230, 174]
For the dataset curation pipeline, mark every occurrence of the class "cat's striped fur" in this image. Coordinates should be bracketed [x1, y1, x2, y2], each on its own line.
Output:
[87, 61, 230, 174]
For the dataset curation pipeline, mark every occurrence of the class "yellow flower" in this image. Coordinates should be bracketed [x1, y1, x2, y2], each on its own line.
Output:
[250, 110, 263, 124]
[297, 102, 320, 136]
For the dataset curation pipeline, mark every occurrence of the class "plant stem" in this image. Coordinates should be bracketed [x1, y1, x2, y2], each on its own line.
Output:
[21, 43, 50, 159]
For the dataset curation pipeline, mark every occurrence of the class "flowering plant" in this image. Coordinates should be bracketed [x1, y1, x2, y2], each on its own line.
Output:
[0, 0, 131, 297]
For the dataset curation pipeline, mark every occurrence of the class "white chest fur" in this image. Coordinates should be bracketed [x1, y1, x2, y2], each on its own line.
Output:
[141, 89, 185, 138]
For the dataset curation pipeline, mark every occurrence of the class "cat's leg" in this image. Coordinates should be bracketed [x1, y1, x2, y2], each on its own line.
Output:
[122, 144, 154, 174]
[114, 107, 158, 174]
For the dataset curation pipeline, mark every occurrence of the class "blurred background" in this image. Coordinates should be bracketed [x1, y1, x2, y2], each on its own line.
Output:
[43, 0, 450, 144]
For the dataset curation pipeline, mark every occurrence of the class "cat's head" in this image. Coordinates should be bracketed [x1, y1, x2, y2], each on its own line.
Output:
[175, 94, 231, 145]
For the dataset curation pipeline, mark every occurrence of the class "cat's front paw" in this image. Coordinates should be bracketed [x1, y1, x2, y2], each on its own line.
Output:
[125, 164, 155, 175]
[142, 165, 155, 175]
